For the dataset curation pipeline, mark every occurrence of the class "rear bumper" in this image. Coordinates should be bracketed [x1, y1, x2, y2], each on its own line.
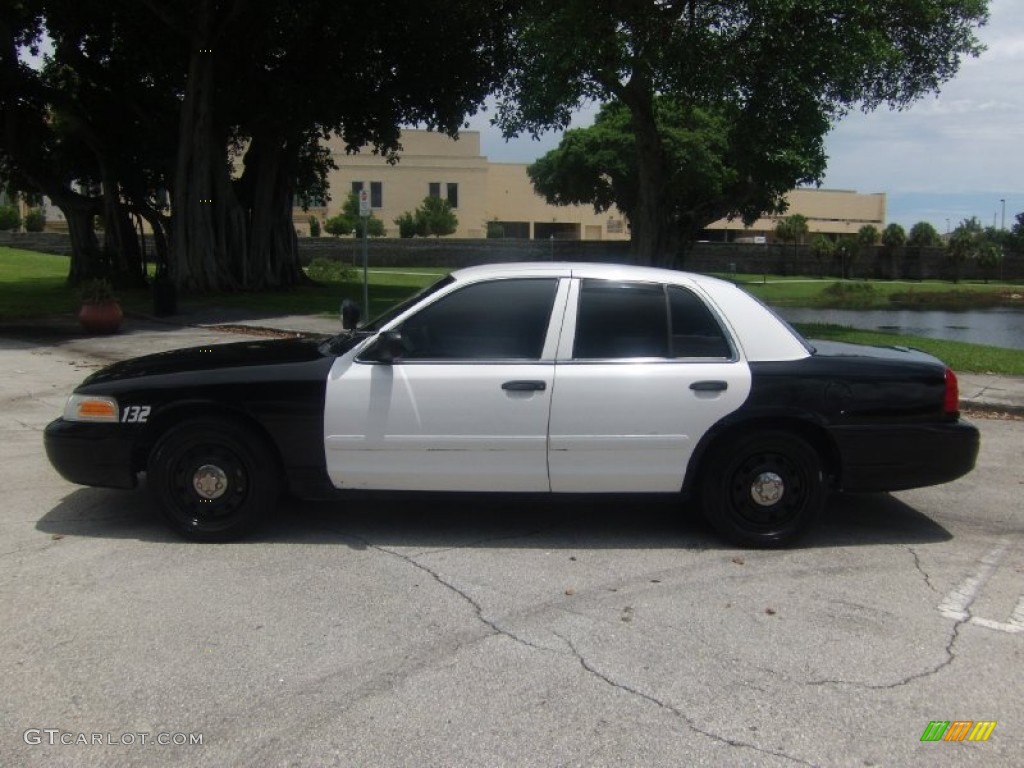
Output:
[830, 419, 979, 493]
[43, 419, 138, 490]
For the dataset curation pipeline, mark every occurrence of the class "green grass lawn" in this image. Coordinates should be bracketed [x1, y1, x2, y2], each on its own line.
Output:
[793, 323, 1024, 375]
[710, 273, 1024, 310]
[3, 246, 1022, 373]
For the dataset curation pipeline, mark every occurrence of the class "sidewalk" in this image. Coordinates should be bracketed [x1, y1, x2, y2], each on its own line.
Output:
[3, 308, 1023, 416]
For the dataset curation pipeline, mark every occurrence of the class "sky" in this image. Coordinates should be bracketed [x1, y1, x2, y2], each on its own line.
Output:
[466, 0, 1023, 235]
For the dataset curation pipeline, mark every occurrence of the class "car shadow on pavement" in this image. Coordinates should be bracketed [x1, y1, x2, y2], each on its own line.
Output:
[36, 485, 952, 550]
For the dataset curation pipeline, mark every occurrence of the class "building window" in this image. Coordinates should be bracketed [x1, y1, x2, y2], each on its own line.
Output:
[351, 181, 383, 208]
[607, 218, 624, 234]
[428, 182, 441, 199]
[446, 183, 459, 209]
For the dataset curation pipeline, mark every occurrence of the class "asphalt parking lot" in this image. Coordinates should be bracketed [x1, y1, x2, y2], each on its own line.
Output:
[1, 320, 1021, 767]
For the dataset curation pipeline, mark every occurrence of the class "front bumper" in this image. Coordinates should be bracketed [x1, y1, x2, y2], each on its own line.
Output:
[43, 418, 138, 490]
[830, 419, 980, 493]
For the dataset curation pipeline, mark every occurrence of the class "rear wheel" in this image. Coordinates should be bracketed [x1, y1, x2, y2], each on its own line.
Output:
[147, 419, 280, 542]
[700, 431, 824, 548]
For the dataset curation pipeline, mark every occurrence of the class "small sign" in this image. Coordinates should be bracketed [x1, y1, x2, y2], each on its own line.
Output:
[358, 188, 370, 218]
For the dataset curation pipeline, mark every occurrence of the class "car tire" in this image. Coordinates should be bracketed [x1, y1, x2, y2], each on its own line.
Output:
[147, 419, 280, 542]
[700, 431, 824, 548]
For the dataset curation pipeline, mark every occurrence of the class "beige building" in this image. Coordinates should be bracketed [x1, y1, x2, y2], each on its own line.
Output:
[706, 188, 887, 242]
[297, 129, 884, 241]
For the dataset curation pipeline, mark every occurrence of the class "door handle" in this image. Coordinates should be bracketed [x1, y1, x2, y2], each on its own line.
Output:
[690, 380, 728, 392]
[502, 380, 547, 392]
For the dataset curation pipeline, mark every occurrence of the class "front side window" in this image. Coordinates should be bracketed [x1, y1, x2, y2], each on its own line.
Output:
[397, 279, 558, 361]
[573, 280, 731, 360]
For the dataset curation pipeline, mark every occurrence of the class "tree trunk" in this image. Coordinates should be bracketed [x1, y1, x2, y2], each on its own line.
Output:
[170, 0, 241, 293]
[239, 134, 304, 289]
[99, 175, 147, 287]
[627, 97, 679, 267]
[46, 190, 103, 284]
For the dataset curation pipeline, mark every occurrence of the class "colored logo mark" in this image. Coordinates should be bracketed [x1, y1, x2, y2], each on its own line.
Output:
[920, 721, 996, 742]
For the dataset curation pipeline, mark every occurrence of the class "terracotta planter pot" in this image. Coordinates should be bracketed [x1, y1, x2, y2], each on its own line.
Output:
[79, 300, 124, 334]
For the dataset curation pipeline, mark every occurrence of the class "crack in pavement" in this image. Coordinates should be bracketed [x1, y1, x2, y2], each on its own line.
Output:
[807, 619, 964, 690]
[907, 546, 938, 593]
[325, 524, 561, 655]
[553, 632, 815, 766]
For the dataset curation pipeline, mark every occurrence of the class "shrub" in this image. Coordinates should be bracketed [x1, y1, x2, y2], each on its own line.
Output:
[305, 257, 353, 284]
[822, 281, 876, 304]
[24, 208, 46, 232]
[324, 214, 353, 237]
[0, 205, 21, 231]
[394, 211, 420, 239]
[308, 215, 321, 238]
[78, 277, 118, 304]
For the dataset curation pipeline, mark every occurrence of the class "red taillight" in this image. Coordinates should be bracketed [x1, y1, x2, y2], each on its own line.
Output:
[944, 368, 960, 415]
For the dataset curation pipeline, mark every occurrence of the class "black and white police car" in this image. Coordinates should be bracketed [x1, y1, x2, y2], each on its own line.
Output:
[44, 263, 979, 547]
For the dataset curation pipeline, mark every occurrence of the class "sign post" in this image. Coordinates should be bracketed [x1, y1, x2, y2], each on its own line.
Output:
[359, 186, 370, 318]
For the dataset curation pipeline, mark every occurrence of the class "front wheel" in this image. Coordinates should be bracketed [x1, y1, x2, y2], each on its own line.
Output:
[147, 419, 280, 542]
[700, 431, 824, 548]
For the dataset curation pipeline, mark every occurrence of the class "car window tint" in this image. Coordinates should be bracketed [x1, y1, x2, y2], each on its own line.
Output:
[574, 280, 669, 359]
[399, 278, 558, 360]
[668, 286, 732, 358]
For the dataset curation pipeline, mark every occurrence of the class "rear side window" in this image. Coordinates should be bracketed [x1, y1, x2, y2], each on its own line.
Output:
[399, 278, 558, 360]
[573, 281, 668, 358]
[573, 280, 731, 360]
[668, 286, 732, 358]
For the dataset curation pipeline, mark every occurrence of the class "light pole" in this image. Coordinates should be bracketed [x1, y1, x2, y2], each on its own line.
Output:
[1000, 198, 1006, 230]
[945, 218, 950, 234]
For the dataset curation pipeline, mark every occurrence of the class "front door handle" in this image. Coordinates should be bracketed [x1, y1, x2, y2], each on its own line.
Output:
[690, 380, 728, 392]
[502, 380, 547, 392]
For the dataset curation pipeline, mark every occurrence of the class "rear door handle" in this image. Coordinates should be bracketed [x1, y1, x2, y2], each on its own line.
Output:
[690, 380, 728, 392]
[502, 380, 547, 392]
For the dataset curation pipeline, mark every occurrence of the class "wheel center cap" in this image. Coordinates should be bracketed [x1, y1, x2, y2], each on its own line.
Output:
[751, 472, 784, 507]
[193, 464, 228, 500]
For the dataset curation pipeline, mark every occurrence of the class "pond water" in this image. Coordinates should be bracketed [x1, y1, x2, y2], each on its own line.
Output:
[777, 307, 1024, 351]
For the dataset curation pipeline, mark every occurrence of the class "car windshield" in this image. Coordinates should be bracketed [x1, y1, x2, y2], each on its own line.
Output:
[318, 274, 455, 356]
[361, 274, 455, 333]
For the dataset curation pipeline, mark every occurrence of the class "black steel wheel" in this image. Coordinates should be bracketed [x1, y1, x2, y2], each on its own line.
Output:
[701, 431, 824, 548]
[147, 419, 280, 542]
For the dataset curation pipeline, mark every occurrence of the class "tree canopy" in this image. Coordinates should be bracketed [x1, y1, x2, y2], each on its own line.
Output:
[2, 0, 515, 290]
[774, 215, 809, 244]
[497, 0, 989, 265]
[908, 221, 943, 248]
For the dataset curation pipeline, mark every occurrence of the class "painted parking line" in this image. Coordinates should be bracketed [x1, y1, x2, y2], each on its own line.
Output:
[937, 538, 1023, 634]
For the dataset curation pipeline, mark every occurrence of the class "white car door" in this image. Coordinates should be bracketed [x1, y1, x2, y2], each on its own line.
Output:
[324, 277, 568, 492]
[548, 278, 751, 493]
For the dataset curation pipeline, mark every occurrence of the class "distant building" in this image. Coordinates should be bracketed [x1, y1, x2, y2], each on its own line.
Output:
[300, 130, 629, 241]
[298, 129, 886, 243]
[703, 188, 887, 242]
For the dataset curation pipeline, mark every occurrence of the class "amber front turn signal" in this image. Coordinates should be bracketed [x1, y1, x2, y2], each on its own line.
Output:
[64, 394, 120, 422]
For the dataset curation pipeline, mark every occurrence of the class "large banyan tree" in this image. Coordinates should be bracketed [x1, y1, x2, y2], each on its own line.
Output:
[1, 0, 515, 290]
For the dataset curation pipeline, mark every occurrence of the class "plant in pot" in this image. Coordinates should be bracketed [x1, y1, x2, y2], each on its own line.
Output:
[78, 277, 123, 334]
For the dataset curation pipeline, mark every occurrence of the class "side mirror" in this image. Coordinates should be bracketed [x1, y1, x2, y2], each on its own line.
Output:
[370, 330, 405, 364]
[340, 299, 361, 330]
